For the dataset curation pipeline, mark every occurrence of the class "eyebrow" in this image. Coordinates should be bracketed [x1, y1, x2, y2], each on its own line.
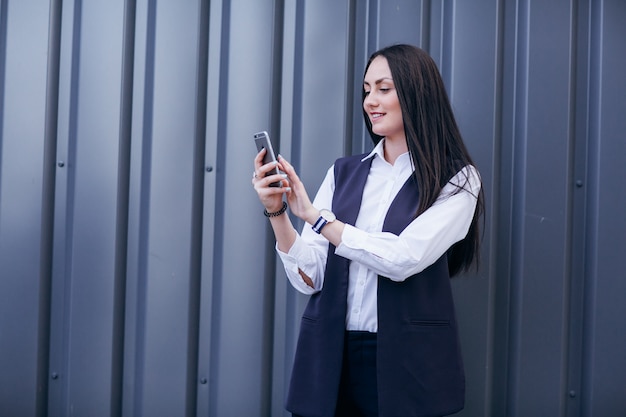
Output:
[363, 77, 393, 86]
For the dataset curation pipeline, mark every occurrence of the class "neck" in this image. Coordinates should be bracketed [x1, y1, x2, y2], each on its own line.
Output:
[383, 137, 408, 165]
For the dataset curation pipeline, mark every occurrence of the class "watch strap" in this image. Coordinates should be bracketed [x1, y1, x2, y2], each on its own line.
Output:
[312, 216, 328, 234]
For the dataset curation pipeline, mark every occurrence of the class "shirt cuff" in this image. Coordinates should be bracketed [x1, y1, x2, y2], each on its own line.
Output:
[276, 233, 319, 294]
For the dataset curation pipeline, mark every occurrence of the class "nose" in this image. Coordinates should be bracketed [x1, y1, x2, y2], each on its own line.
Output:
[363, 92, 377, 109]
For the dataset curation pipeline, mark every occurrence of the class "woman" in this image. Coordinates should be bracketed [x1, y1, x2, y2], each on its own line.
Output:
[253, 44, 484, 417]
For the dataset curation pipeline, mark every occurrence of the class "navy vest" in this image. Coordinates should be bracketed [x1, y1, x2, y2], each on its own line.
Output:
[286, 154, 465, 417]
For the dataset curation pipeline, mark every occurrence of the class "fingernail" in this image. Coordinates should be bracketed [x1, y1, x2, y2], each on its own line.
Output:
[284, 187, 291, 192]
[281, 174, 287, 178]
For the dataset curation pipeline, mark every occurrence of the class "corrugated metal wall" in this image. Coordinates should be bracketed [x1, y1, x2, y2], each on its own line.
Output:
[0, 0, 624, 416]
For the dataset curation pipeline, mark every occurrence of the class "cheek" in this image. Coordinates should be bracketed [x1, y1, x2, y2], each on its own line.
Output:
[389, 100, 402, 119]
[392, 101, 403, 120]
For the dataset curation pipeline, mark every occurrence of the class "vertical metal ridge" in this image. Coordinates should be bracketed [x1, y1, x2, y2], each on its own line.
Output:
[37, 0, 63, 415]
[420, 0, 431, 53]
[133, 1, 158, 416]
[348, 0, 368, 155]
[289, 0, 305, 175]
[440, 0, 453, 89]
[46, 2, 84, 414]
[186, 0, 210, 416]
[208, 0, 231, 414]
[259, 1, 286, 414]
[562, 0, 583, 415]
[0, 0, 7, 172]
[367, 0, 379, 52]
[111, 1, 137, 416]
[344, 0, 357, 157]
[506, 0, 531, 415]
[486, 0, 507, 414]
[580, 0, 603, 415]
[64, 0, 83, 267]
[46, 0, 84, 414]
[565, 0, 592, 413]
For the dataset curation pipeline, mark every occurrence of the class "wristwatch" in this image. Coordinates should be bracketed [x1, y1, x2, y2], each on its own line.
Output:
[311, 209, 336, 234]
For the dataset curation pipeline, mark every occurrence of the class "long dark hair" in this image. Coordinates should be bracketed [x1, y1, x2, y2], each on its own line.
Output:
[362, 44, 484, 277]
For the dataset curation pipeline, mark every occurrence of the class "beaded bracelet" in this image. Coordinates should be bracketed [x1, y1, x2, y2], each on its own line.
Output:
[264, 201, 288, 218]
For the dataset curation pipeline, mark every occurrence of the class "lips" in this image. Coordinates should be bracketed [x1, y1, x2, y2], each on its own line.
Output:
[370, 112, 384, 122]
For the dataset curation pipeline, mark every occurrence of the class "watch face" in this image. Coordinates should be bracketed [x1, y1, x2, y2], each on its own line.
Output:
[320, 209, 336, 222]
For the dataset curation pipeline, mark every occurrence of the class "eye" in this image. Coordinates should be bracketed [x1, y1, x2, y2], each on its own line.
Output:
[363, 90, 371, 96]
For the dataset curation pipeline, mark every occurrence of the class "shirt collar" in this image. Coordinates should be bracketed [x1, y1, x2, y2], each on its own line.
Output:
[361, 139, 411, 168]
[361, 139, 387, 162]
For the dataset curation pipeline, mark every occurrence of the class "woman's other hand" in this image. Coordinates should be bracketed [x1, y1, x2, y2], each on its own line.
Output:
[277, 155, 318, 224]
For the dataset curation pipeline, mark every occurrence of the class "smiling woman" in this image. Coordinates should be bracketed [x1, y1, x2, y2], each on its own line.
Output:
[252, 44, 484, 417]
[363, 60, 405, 158]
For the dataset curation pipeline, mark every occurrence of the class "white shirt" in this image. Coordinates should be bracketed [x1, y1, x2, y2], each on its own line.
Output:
[277, 140, 481, 332]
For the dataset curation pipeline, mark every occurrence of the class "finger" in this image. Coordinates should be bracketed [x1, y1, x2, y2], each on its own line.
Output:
[258, 160, 280, 178]
[263, 173, 289, 189]
[277, 154, 291, 169]
[277, 156, 303, 188]
[254, 148, 267, 170]
[275, 155, 294, 177]
[253, 169, 287, 188]
[255, 182, 290, 200]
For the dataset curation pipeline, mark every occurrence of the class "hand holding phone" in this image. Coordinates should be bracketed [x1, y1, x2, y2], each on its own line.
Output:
[254, 131, 281, 187]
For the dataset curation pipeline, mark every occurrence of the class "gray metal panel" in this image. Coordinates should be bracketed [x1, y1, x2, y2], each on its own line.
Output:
[47, 1, 126, 416]
[124, 1, 203, 416]
[583, 1, 626, 415]
[278, 4, 353, 417]
[0, 1, 49, 416]
[272, 2, 302, 415]
[446, 1, 501, 416]
[196, 0, 216, 413]
[297, 1, 350, 188]
[377, 0, 426, 47]
[512, 0, 574, 413]
[0, 1, 625, 416]
[207, 0, 278, 414]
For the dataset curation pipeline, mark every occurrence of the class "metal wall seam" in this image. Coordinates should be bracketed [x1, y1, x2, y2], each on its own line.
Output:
[47, 0, 82, 414]
[506, 0, 531, 415]
[123, 0, 155, 415]
[37, 0, 63, 414]
[111, 1, 137, 416]
[186, 0, 211, 416]
[205, 0, 230, 413]
[196, 0, 224, 415]
[580, 0, 603, 415]
[486, 0, 507, 414]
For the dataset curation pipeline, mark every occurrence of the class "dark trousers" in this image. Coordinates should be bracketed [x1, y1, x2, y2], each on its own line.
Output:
[293, 330, 378, 417]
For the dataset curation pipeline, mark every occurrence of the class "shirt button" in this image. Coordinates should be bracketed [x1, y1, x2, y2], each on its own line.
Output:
[353, 309, 359, 314]
[360, 280, 366, 286]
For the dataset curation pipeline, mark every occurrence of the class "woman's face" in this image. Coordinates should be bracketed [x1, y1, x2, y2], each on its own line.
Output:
[363, 56, 404, 143]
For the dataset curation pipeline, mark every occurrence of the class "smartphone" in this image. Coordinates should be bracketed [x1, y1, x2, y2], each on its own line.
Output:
[253, 131, 281, 187]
